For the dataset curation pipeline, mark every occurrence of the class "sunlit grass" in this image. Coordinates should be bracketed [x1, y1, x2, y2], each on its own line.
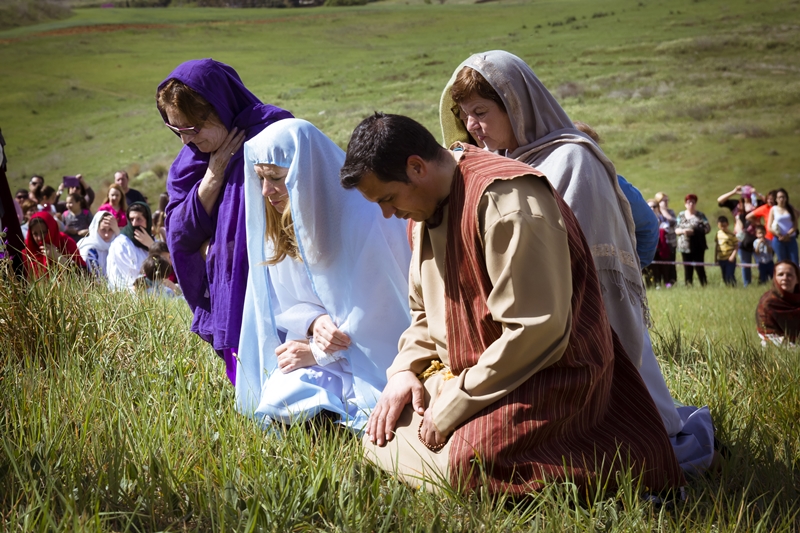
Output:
[1, 263, 799, 531]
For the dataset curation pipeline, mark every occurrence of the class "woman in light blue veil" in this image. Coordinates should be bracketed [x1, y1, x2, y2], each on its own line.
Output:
[236, 119, 412, 432]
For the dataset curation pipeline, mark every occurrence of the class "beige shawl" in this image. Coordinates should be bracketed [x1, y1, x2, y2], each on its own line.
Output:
[439, 50, 647, 366]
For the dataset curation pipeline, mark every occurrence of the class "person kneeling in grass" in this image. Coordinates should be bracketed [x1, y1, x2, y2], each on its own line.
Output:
[756, 260, 800, 348]
[715, 215, 739, 286]
[134, 253, 182, 298]
[340, 112, 684, 496]
[22, 211, 86, 279]
[235, 119, 411, 433]
[439, 51, 715, 476]
[78, 211, 120, 279]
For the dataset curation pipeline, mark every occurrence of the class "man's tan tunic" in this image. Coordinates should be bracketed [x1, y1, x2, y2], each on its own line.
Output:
[365, 175, 573, 486]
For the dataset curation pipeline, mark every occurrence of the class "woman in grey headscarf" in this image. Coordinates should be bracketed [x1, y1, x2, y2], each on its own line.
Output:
[439, 50, 715, 475]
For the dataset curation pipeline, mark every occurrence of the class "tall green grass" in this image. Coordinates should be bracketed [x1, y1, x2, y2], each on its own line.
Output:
[1, 264, 799, 531]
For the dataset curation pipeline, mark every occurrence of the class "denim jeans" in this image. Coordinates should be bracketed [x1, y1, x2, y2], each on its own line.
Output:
[739, 248, 753, 286]
[718, 260, 737, 286]
[758, 262, 774, 284]
[772, 236, 799, 264]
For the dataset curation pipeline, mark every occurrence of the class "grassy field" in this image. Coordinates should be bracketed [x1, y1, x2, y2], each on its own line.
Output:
[1, 265, 798, 531]
[0, 0, 799, 211]
[2, 0, 800, 530]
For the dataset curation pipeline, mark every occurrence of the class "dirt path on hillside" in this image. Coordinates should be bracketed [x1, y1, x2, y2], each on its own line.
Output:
[0, 14, 335, 45]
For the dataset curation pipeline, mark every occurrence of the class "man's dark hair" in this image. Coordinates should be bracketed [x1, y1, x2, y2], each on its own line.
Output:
[340, 112, 444, 189]
[717, 215, 729, 224]
[128, 202, 150, 221]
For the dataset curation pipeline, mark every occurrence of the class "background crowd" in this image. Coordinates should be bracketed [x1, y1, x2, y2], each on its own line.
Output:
[643, 185, 798, 289]
[11, 170, 178, 298]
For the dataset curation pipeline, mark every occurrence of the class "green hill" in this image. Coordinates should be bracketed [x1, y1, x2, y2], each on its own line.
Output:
[0, 0, 72, 31]
[1, 0, 798, 212]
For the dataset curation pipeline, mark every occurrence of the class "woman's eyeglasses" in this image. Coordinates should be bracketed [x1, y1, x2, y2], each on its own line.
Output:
[164, 123, 202, 137]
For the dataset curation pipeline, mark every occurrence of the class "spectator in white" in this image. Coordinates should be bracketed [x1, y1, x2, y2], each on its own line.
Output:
[78, 211, 120, 278]
[107, 202, 154, 290]
[114, 170, 147, 206]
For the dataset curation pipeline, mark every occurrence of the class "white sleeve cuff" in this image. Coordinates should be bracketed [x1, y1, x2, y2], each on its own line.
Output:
[309, 338, 343, 366]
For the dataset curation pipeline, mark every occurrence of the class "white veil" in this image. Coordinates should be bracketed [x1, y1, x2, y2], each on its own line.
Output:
[77, 211, 118, 276]
[236, 119, 412, 432]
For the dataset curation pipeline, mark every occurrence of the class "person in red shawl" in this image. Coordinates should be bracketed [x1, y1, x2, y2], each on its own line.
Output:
[756, 260, 800, 348]
[23, 211, 86, 279]
[339, 113, 683, 496]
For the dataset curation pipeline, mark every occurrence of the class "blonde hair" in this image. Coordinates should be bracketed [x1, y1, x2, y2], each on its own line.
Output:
[654, 191, 668, 204]
[106, 183, 128, 212]
[264, 197, 300, 265]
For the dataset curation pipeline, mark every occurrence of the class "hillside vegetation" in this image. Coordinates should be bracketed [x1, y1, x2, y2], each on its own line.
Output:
[0, 0, 798, 212]
[0, 0, 72, 31]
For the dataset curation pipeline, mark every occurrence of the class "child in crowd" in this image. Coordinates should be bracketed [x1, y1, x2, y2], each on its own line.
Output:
[37, 186, 59, 216]
[97, 184, 128, 228]
[716, 215, 739, 286]
[134, 253, 181, 298]
[753, 224, 775, 284]
[62, 193, 92, 241]
[19, 199, 38, 239]
[148, 241, 178, 284]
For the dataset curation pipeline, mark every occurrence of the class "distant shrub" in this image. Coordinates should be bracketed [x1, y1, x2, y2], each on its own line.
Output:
[685, 105, 714, 121]
[619, 143, 650, 159]
[150, 163, 168, 179]
[655, 34, 750, 54]
[648, 132, 679, 144]
[0, 0, 71, 31]
[191, 0, 295, 6]
[723, 124, 771, 139]
[555, 82, 584, 100]
[325, 0, 372, 6]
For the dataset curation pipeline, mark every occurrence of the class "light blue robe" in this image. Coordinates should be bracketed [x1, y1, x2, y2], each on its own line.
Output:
[235, 119, 411, 432]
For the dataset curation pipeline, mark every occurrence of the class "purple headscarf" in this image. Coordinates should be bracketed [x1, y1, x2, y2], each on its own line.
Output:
[158, 59, 293, 363]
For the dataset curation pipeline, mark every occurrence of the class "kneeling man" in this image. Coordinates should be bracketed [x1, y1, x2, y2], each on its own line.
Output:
[340, 113, 684, 495]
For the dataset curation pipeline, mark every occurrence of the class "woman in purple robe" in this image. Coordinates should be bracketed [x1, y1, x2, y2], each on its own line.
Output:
[156, 59, 292, 384]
